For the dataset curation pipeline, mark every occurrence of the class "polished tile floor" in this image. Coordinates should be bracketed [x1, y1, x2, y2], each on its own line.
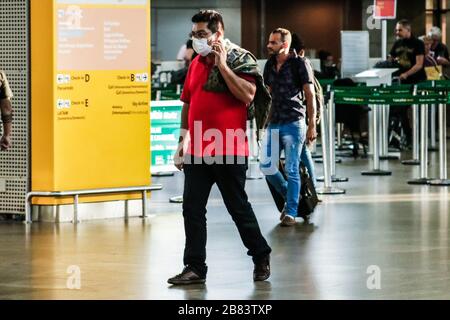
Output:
[0, 147, 449, 300]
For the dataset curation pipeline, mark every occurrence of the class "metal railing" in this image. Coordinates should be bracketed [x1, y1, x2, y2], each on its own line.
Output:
[25, 185, 163, 224]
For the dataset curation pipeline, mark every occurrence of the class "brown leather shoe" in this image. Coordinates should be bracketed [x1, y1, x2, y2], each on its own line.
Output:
[253, 256, 270, 282]
[167, 266, 206, 285]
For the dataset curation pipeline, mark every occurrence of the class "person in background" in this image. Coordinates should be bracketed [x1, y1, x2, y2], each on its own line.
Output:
[260, 28, 317, 227]
[0, 70, 13, 151]
[151, 62, 157, 78]
[428, 26, 450, 79]
[290, 33, 317, 187]
[318, 50, 340, 79]
[420, 35, 442, 80]
[428, 27, 450, 66]
[389, 19, 426, 83]
[388, 19, 426, 146]
[171, 39, 198, 85]
[176, 42, 187, 61]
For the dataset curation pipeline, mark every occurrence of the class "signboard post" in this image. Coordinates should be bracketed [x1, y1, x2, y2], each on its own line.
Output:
[373, 0, 397, 60]
[373, 0, 398, 162]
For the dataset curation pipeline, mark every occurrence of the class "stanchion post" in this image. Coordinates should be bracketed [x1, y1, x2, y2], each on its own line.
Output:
[368, 102, 374, 155]
[246, 119, 264, 180]
[408, 93, 430, 185]
[142, 190, 148, 218]
[430, 103, 438, 151]
[402, 85, 420, 165]
[336, 123, 343, 149]
[429, 102, 450, 186]
[317, 92, 347, 181]
[362, 104, 392, 176]
[380, 104, 387, 156]
[413, 104, 420, 160]
[327, 87, 348, 182]
[429, 80, 438, 151]
[73, 194, 79, 224]
[316, 90, 345, 195]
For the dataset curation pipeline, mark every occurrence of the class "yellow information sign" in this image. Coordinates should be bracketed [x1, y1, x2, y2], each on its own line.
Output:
[31, 0, 151, 204]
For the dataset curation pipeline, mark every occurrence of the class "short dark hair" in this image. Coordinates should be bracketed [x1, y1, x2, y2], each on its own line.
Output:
[319, 50, 333, 61]
[191, 10, 225, 33]
[397, 19, 411, 30]
[271, 28, 292, 44]
[291, 33, 305, 53]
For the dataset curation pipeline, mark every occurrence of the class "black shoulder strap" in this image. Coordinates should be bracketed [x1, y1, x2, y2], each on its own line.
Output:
[290, 57, 303, 87]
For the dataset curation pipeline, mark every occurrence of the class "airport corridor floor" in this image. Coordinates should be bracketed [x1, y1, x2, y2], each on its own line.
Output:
[0, 148, 450, 299]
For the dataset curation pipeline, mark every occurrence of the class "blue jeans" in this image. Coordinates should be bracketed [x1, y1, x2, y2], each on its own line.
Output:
[260, 120, 306, 217]
[300, 144, 317, 188]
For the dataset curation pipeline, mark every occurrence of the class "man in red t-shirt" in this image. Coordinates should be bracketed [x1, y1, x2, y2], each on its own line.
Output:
[167, 10, 272, 285]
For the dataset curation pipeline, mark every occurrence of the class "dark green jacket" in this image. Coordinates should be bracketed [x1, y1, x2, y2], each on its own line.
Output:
[203, 39, 271, 139]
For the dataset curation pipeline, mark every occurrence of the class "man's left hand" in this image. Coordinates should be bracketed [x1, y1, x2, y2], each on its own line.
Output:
[399, 73, 408, 80]
[1, 135, 11, 151]
[437, 56, 449, 65]
[211, 40, 227, 68]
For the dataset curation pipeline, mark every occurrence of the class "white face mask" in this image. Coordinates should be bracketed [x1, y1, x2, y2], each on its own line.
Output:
[192, 35, 215, 57]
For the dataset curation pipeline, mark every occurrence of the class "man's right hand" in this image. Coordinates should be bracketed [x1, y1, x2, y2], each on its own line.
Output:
[306, 125, 317, 145]
[174, 147, 184, 171]
[0, 135, 11, 151]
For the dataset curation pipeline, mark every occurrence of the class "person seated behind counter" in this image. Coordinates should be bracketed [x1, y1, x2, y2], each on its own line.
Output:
[170, 39, 198, 85]
[317, 50, 340, 79]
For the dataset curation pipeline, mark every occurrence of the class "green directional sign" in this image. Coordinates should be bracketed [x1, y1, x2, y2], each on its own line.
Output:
[150, 100, 183, 174]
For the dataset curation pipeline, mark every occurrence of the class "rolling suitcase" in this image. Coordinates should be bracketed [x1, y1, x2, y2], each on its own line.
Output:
[266, 161, 319, 221]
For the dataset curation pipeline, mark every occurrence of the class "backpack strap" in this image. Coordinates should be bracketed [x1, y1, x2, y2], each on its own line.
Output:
[289, 56, 303, 88]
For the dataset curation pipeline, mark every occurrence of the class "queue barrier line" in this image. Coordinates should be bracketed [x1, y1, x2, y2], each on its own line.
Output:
[330, 86, 450, 185]
[333, 92, 448, 106]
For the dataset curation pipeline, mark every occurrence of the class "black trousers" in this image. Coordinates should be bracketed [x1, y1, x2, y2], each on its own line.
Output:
[390, 105, 412, 144]
[182, 157, 272, 277]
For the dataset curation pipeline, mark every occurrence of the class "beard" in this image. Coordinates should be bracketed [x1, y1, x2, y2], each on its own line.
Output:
[268, 48, 281, 56]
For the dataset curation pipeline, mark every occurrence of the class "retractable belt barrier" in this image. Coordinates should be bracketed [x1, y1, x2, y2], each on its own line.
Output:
[328, 81, 450, 185]
[334, 92, 447, 105]
[150, 80, 450, 190]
